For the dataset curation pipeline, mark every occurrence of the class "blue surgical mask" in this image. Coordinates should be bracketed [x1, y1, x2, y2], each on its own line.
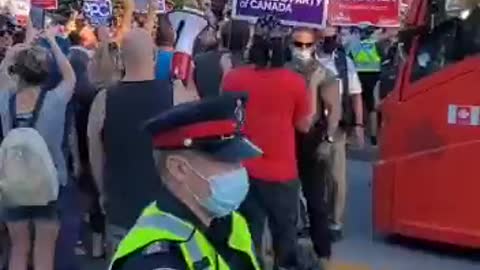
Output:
[190, 166, 250, 217]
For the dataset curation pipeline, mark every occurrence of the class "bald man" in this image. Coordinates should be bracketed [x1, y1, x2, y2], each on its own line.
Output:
[120, 29, 157, 80]
[88, 29, 174, 258]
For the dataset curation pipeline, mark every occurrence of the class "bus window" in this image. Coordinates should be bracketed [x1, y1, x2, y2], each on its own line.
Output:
[410, 5, 480, 82]
[379, 43, 403, 99]
[455, 6, 480, 58]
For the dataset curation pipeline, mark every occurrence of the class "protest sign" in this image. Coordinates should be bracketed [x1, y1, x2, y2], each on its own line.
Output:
[328, 0, 401, 27]
[232, 0, 328, 28]
[135, 0, 167, 13]
[31, 0, 58, 10]
[83, 0, 113, 26]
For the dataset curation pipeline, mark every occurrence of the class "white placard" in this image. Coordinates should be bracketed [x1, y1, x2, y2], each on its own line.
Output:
[135, 0, 166, 14]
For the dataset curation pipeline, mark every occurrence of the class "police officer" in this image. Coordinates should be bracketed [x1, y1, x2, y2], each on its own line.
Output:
[348, 27, 382, 146]
[109, 93, 263, 270]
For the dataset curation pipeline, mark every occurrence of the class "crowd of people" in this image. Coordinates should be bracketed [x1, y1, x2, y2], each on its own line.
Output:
[0, 0, 441, 269]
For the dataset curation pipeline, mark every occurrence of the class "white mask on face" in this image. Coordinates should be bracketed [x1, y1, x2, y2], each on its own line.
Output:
[291, 47, 313, 61]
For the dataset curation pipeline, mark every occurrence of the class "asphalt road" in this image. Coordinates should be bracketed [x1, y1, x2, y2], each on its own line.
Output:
[330, 160, 479, 270]
[82, 151, 480, 270]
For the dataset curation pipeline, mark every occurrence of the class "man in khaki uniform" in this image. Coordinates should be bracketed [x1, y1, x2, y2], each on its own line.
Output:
[317, 27, 365, 240]
[287, 27, 341, 270]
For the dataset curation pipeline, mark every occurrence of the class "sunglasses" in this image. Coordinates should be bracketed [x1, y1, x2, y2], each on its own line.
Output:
[293, 41, 314, 48]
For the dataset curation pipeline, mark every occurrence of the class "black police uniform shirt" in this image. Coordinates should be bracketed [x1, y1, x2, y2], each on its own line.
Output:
[117, 187, 256, 270]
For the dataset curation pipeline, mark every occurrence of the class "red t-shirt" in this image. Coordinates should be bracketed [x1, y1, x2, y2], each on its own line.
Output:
[223, 66, 310, 182]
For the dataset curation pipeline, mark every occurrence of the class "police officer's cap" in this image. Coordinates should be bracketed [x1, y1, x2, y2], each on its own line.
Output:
[144, 92, 262, 162]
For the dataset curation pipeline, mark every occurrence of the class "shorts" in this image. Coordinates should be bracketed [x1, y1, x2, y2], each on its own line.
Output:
[359, 72, 380, 112]
[2, 201, 58, 222]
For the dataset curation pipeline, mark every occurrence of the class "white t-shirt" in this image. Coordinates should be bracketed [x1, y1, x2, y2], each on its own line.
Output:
[317, 51, 363, 96]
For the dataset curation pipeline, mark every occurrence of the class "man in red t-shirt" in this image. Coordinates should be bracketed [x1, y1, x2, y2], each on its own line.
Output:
[224, 67, 312, 180]
[222, 15, 316, 270]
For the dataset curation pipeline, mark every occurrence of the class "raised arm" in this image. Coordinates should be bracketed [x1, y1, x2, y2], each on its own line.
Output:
[25, 18, 36, 44]
[88, 90, 107, 198]
[145, 0, 158, 35]
[45, 28, 76, 98]
[114, 0, 135, 45]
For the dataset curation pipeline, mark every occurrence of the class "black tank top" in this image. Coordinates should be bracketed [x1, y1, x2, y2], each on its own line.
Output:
[103, 80, 173, 228]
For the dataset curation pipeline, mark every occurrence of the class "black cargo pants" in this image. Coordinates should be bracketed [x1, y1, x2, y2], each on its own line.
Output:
[240, 177, 300, 269]
[296, 131, 332, 259]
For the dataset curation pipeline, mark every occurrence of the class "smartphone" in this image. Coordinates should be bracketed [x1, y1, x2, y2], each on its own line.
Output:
[30, 6, 45, 29]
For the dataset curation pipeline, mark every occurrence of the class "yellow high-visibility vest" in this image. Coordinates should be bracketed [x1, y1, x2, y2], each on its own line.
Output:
[109, 202, 261, 270]
[350, 39, 382, 72]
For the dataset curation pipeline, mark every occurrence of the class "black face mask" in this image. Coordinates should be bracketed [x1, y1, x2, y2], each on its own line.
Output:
[322, 36, 338, 54]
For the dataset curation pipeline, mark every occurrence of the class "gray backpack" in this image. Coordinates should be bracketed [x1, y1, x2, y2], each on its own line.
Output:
[0, 92, 58, 206]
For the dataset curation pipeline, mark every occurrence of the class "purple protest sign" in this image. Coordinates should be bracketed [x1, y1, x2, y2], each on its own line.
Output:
[232, 0, 327, 28]
[83, 0, 113, 26]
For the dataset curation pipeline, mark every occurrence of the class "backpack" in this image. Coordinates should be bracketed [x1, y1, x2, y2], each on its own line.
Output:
[0, 90, 58, 206]
[334, 49, 355, 130]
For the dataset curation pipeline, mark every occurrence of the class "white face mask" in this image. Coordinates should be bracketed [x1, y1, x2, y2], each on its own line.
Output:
[291, 47, 313, 61]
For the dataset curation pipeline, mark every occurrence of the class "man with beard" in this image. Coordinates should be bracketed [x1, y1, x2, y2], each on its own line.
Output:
[286, 27, 341, 270]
